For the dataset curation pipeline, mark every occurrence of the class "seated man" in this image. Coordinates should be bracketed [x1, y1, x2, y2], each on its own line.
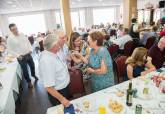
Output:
[148, 37, 165, 69]
[140, 26, 158, 45]
[39, 34, 70, 107]
[112, 28, 132, 50]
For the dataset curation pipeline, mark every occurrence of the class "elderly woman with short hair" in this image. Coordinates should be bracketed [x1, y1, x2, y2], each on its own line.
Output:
[79, 31, 115, 92]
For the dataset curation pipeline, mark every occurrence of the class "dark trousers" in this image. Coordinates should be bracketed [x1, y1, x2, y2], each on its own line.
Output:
[47, 86, 69, 106]
[18, 54, 36, 83]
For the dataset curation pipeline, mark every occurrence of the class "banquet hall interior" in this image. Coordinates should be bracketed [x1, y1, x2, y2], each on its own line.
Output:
[0, 0, 165, 114]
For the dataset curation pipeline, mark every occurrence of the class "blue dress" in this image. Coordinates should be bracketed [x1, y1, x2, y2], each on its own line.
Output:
[125, 65, 145, 81]
[88, 47, 115, 92]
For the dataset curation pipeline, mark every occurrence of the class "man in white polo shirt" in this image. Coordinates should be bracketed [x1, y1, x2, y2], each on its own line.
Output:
[39, 34, 70, 107]
[7, 23, 38, 88]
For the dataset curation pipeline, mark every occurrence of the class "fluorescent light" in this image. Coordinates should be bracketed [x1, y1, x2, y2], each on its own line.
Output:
[71, 2, 76, 5]
[6, 1, 13, 4]
[12, 5, 17, 7]
[99, 0, 103, 2]
[102, 3, 106, 6]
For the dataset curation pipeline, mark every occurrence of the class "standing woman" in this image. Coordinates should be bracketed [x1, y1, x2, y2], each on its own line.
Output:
[85, 31, 115, 92]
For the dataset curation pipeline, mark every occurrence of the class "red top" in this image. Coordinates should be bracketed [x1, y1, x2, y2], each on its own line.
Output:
[160, 28, 165, 37]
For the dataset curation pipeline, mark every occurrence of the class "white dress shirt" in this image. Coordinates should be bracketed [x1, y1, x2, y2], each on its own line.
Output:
[133, 23, 139, 32]
[112, 34, 132, 50]
[57, 43, 69, 64]
[7, 33, 32, 56]
[39, 50, 70, 90]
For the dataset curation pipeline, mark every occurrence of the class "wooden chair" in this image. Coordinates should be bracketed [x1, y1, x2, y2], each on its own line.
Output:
[68, 69, 85, 98]
[108, 44, 119, 59]
[114, 56, 127, 83]
[124, 41, 134, 56]
[145, 37, 156, 49]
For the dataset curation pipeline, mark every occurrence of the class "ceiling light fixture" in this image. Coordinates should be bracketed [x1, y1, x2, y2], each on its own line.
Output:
[6, 1, 13, 4]
[99, 0, 103, 2]
[71, 2, 76, 5]
[12, 5, 17, 7]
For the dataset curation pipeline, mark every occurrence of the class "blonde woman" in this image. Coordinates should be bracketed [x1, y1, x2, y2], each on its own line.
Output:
[126, 47, 156, 80]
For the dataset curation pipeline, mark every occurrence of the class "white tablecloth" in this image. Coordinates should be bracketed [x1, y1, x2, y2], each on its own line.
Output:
[0, 61, 22, 114]
[47, 69, 165, 114]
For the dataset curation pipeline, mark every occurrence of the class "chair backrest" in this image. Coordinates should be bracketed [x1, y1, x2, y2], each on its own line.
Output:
[114, 56, 127, 83]
[110, 29, 117, 36]
[108, 44, 119, 56]
[68, 69, 85, 97]
[124, 41, 134, 56]
[145, 37, 156, 49]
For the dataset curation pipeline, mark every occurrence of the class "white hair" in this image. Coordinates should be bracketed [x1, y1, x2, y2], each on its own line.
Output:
[43, 34, 59, 50]
[161, 36, 165, 40]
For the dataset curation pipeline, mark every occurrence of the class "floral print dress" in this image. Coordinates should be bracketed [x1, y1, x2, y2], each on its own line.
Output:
[88, 47, 115, 92]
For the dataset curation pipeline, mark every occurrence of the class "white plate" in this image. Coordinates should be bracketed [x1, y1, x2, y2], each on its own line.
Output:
[0, 66, 6, 71]
[100, 95, 126, 114]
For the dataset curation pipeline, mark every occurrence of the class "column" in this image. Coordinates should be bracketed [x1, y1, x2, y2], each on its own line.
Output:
[123, 0, 137, 28]
[60, 0, 72, 38]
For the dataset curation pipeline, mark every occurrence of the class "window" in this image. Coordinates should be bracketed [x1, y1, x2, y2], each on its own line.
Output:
[71, 11, 79, 28]
[55, 12, 63, 29]
[55, 9, 85, 29]
[8, 14, 46, 35]
[93, 8, 115, 25]
[79, 10, 85, 27]
[0, 28, 2, 36]
[144, 10, 151, 24]
[154, 9, 161, 22]
[71, 10, 85, 28]
[138, 10, 144, 23]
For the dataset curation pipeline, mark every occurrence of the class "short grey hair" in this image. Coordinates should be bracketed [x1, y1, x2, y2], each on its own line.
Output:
[43, 34, 59, 50]
[161, 36, 165, 40]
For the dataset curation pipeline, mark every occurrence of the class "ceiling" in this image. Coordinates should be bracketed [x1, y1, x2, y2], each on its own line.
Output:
[0, 0, 160, 15]
[0, 0, 123, 14]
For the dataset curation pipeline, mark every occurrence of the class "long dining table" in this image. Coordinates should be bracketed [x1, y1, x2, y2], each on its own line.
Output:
[47, 67, 165, 114]
[0, 60, 22, 114]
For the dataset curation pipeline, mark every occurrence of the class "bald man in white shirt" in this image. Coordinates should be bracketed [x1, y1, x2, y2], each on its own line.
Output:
[7, 23, 38, 88]
[39, 34, 70, 107]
